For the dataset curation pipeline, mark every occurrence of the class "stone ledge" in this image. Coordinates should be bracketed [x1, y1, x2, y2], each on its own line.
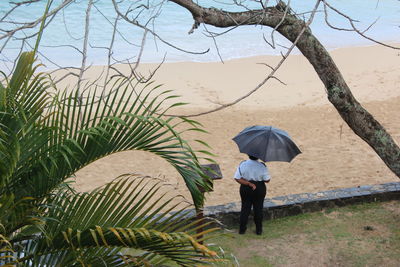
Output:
[202, 182, 400, 226]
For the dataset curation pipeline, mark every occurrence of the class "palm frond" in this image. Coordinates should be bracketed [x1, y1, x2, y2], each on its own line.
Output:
[11, 176, 220, 266]
[2, 52, 213, 208]
[0, 51, 224, 266]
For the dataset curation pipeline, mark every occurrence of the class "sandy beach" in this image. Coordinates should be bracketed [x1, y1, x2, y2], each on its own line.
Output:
[73, 44, 400, 207]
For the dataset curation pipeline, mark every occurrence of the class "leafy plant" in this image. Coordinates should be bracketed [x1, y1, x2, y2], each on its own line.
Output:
[0, 52, 221, 266]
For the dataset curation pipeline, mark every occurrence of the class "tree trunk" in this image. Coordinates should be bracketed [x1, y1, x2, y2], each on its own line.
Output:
[170, 0, 400, 178]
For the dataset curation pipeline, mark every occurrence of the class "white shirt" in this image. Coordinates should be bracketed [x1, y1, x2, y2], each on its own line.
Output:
[234, 159, 271, 182]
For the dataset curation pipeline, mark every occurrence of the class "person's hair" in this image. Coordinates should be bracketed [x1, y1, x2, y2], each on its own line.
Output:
[248, 155, 258, 160]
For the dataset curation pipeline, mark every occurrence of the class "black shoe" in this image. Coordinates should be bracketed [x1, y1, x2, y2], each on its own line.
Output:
[239, 229, 246, 234]
[256, 230, 262, 235]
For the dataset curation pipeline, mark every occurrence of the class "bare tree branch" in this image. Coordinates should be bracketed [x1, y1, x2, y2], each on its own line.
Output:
[322, 0, 400, 49]
[1, 0, 399, 178]
[77, 0, 94, 96]
[166, 0, 320, 117]
[111, 0, 210, 55]
[0, 0, 73, 41]
[264, 0, 291, 49]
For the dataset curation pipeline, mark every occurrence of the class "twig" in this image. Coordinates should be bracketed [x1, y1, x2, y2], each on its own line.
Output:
[322, 0, 400, 50]
[166, 0, 321, 117]
[77, 0, 93, 96]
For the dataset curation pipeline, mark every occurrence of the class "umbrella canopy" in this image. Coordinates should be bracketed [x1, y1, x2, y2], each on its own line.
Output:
[232, 125, 301, 162]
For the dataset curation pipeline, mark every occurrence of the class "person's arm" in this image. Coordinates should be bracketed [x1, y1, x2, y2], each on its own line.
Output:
[235, 178, 256, 190]
[261, 164, 271, 184]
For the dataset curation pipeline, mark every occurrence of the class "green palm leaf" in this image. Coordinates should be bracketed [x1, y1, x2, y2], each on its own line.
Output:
[0, 51, 225, 266]
[2, 52, 213, 208]
[10, 176, 220, 266]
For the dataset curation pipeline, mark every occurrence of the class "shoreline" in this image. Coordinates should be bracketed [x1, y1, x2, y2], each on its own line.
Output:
[72, 43, 400, 207]
[41, 41, 400, 70]
[137, 41, 400, 65]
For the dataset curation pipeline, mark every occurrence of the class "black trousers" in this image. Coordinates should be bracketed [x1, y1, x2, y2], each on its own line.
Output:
[239, 181, 266, 232]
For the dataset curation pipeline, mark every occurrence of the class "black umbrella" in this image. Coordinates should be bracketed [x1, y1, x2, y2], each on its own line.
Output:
[232, 125, 301, 162]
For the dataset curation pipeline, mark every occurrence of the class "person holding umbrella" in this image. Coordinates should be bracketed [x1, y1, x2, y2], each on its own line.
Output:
[234, 154, 270, 235]
[233, 125, 301, 235]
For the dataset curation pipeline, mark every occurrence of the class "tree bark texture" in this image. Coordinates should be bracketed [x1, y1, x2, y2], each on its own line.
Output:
[170, 0, 400, 178]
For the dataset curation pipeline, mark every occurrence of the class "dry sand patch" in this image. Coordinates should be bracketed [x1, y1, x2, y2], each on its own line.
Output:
[73, 45, 400, 207]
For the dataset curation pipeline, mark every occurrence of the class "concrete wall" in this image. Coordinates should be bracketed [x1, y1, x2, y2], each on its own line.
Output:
[202, 182, 400, 226]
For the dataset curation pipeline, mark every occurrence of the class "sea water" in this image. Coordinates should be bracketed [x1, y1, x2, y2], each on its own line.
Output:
[0, 0, 399, 68]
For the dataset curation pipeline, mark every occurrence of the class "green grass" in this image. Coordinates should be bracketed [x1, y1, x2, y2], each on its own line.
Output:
[208, 200, 400, 266]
